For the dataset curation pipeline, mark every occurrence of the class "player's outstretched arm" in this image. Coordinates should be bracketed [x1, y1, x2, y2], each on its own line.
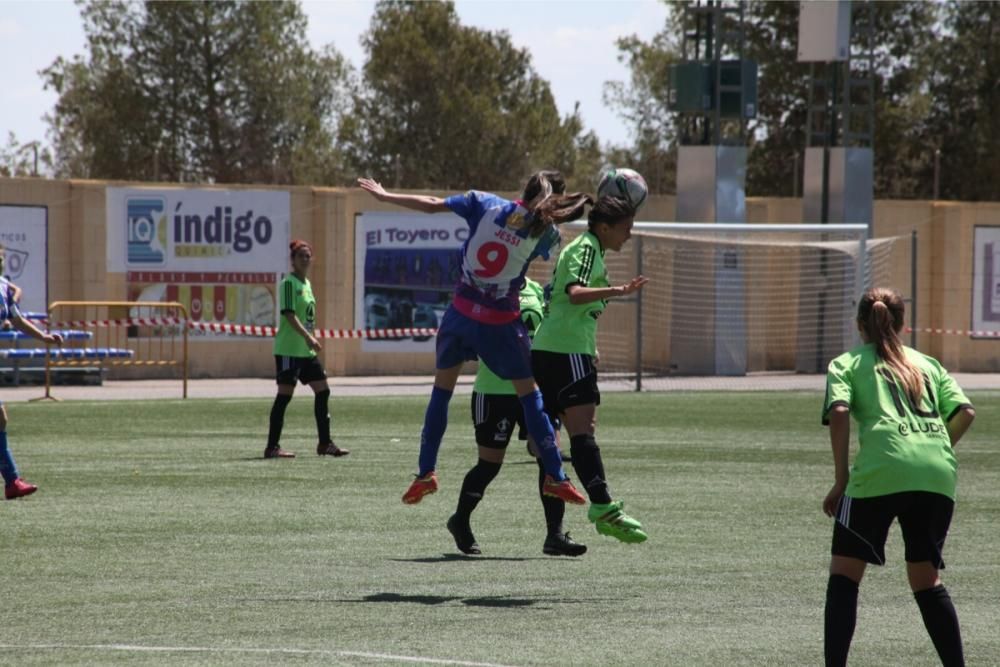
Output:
[11, 314, 62, 345]
[357, 178, 450, 214]
[566, 275, 649, 305]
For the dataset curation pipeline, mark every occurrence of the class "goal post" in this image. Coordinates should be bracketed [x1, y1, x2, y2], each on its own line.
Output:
[527, 221, 907, 389]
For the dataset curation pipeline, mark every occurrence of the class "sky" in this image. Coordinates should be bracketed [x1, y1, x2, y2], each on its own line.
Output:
[0, 0, 671, 153]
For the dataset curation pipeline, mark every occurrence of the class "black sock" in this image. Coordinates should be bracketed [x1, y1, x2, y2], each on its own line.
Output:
[914, 585, 964, 667]
[455, 459, 502, 522]
[314, 389, 331, 444]
[569, 434, 611, 504]
[267, 393, 293, 449]
[824, 574, 859, 667]
[537, 460, 565, 535]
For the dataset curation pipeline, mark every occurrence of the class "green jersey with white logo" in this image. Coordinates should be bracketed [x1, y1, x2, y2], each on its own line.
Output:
[274, 273, 316, 358]
[532, 231, 607, 356]
[474, 278, 545, 395]
[822, 343, 972, 499]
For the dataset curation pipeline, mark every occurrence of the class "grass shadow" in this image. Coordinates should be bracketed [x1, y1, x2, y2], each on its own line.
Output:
[389, 554, 533, 563]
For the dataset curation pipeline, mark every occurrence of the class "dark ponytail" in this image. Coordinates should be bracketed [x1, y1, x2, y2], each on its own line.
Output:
[857, 287, 922, 405]
[522, 170, 566, 202]
[526, 193, 593, 237]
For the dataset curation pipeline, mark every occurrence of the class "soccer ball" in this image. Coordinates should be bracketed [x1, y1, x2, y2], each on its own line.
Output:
[597, 167, 648, 211]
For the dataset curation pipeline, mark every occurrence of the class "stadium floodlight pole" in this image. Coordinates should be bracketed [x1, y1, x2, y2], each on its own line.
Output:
[911, 230, 918, 349]
[635, 234, 644, 392]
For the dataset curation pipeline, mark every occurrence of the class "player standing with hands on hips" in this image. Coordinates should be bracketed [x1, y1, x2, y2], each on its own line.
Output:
[0, 244, 63, 499]
[357, 172, 587, 507]
[264, 240, 348, 459]
[822, 287, 975, 667]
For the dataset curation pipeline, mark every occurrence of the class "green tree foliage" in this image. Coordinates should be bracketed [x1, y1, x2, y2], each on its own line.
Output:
[340, 1, 587, 192]
[926, 2, 1000, 201]
[610, 1, 1000, 201]
[0, 133, 52, 177]
[42, 0, 350, 184]
[742, 0, 805, 197]
[603, 20, 681, 194]
[742, 1, 938, 198]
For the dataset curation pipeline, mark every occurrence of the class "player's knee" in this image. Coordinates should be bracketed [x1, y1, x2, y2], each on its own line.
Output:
[476, 457, 503, 481]
[569, 433, 598, 457]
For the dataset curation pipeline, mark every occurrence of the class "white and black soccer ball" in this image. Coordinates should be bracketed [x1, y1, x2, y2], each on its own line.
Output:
[597, 167, 648, 211]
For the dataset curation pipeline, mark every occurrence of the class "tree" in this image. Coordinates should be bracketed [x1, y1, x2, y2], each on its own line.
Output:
[925, 2, 1000, 201]
[603, 16, 682, 194]
[340, 1, 587, 192]
[0, 133, 52, 178]
[609, 1, 949, 200]
[42, 0, 351, 184]
[721, 1, 939, 198]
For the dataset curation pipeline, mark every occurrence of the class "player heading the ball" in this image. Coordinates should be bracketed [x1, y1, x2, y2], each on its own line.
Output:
[357, 172, 589, 508]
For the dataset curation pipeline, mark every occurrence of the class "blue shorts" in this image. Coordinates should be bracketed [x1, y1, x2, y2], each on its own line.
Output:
[435, 305, 533, 380]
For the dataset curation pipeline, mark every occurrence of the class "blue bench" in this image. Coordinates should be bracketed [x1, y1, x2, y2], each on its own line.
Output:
[0, 348, 135, 360]
[0, 330, 93, 341]
[0, 339, 134, 386]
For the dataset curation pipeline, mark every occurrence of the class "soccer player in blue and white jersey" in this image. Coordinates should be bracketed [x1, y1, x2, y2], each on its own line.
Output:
[0, 245, 63, 499]
[357, 172, 588, 507]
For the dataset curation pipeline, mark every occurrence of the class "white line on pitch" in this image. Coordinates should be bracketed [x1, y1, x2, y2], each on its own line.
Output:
[0, 644, 519, 667]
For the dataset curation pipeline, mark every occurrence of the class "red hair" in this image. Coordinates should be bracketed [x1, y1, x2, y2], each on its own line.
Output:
[290, 240, 313, 258]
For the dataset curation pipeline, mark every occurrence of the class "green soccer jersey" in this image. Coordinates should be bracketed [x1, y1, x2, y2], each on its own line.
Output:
[274, 273, 317, 358]
[473, 278, 545, 395]
[532, 231, 607, 356]
[822, 343, 972, 499]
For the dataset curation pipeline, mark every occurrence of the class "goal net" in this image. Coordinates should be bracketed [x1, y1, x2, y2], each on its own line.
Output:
[526, 222, 909, 389]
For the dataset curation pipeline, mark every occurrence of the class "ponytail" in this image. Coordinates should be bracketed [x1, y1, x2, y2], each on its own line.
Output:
[858, 287, 923, 405]
[526, 193, 593, 237]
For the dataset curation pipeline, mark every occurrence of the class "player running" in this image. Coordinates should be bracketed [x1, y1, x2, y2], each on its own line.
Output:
[822, 287, 975, 667]
[531, 196, 649, 544]
[357, 172, 587, 507]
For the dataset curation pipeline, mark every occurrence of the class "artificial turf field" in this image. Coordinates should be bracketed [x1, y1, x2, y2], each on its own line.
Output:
[2, 391, 998, 666]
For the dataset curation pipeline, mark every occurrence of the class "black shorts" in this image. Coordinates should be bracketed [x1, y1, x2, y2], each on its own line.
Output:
[471, 392, 523, 449]
[531, 349, 600, 419]
[831, 491, 955, 568]
[274, 355, 327, 386]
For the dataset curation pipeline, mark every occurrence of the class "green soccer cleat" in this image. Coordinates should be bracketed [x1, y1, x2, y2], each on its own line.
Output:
[588, 500, 648, 544]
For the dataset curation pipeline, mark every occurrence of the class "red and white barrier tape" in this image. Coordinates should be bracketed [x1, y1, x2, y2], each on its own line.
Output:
[43, 316, 436, 339]
[906, 327, 1000, 338]
[49, 317, 184, 329]
[187, 321, 437, 338]
[41, 317, 1000, 340]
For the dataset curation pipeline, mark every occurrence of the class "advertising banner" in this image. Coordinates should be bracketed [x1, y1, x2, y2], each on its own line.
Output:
[972, 226, 1000, 337]
[0, 205, 48, 314]
[107, 188, 290, 336]
[354, 211, 465, 352]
